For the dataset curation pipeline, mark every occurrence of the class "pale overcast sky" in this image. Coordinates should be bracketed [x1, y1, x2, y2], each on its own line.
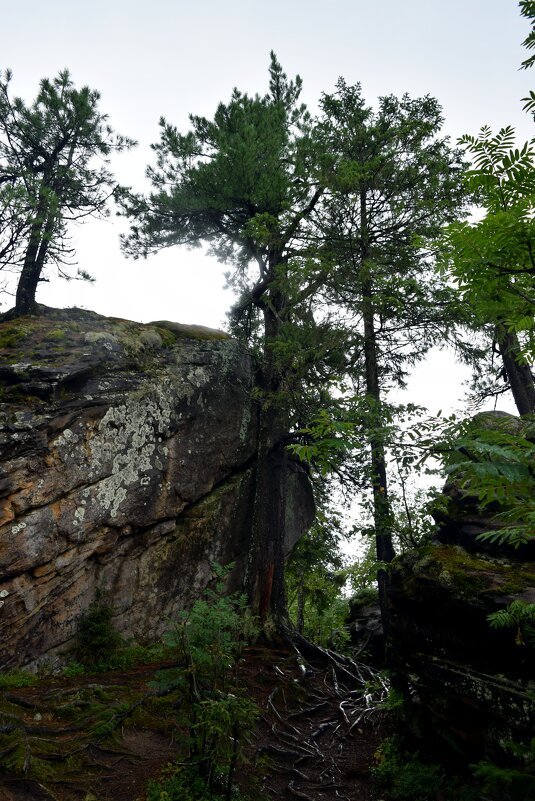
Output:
[1, 0, 532, 412]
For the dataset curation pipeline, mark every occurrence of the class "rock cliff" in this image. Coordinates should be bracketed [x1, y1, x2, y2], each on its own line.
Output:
[387, 413, 535, 765]
[0, 309, 314, 670]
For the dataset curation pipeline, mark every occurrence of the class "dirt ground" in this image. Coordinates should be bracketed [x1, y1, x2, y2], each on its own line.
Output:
[0, 645, 389, 801]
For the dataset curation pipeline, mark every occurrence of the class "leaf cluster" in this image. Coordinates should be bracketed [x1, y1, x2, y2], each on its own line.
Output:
[438, 124, 535, 362]
[472, 737, 535, 801]
[488, 599, 535, 646]
[520, 1, 535, 71]
[433, 415, 535, 548]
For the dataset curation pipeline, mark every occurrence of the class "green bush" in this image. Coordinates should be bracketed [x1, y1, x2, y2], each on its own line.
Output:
[73, 596, 123, 668]
[373, 738, 445, 801]
[0, 670, 37, 689]
[472, 738, 535, 801]
[372, 736, 479, 801]
[153, 563, 260, 801]
[147, 764, 254, 801]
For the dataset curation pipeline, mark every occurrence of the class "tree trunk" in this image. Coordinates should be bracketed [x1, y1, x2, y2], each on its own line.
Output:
[361, 265, 395, 642]
[15, 257, 42, 315]
[362, 296, 395, 566]
[360, 190, 395, 649]
[14, 197, 53, 316]
[496, 324, 535, 416]
[247, 285, 290, 630]
[296, 580, 305, 635]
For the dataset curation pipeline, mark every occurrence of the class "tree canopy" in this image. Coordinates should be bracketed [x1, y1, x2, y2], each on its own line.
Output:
[121, 56, 471, 632]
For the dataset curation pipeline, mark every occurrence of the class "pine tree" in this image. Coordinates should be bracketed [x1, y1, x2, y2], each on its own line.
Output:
[121, 54, 325, 626]
[311, 82, 467, 631]
[0, 69, 134, 315]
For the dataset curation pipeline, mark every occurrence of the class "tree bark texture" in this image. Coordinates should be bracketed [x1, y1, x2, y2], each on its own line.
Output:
[247, 288, 290, 627]
[496, 324, 535, 416]
[14, 195, 54, 316]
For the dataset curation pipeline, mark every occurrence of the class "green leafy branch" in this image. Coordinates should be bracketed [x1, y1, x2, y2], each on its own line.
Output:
[488, 599, 535, 646]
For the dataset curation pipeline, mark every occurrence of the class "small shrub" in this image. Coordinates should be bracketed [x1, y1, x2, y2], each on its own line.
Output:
[373, 737, 445, 801]
[146, 763, 254, 801]
[74, 596, 122, 668]
[472, 738, 535, 801]
[47, 328, 66, 341]
[154, 563, 259, 800]
[372, 736, 480, 801]
[62, 661, 87, 678]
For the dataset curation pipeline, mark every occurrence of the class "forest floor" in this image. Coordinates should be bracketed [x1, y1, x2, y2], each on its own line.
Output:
[0, 644, 390, 801]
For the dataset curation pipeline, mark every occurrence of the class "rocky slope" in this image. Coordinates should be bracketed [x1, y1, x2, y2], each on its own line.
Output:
[0, 308, 314, 671]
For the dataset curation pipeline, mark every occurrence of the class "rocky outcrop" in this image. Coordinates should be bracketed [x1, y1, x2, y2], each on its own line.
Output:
[388, 545, 535, 761]
[0, 309, 314, 671]
[433, 411, 535, 560]
[387, 413, 535, 765]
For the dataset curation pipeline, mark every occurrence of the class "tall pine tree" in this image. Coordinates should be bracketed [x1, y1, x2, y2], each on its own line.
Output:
[121, 54, 325, 626]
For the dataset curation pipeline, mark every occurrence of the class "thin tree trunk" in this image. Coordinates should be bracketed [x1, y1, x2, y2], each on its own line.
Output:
[360, 189, 395, 649]
[226, 730, 239, 801]
[362, 290, 395, 565]
[296, 580, 305, 634]
[496, 323, 535, 416]
[361, 266, 395, 642]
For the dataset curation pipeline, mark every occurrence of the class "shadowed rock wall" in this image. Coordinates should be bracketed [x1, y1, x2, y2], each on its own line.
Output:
[387, 413, 535, 763]
[0, 310, 314, 670]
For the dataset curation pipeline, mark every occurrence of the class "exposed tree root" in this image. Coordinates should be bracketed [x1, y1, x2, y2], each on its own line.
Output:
[254, 629, 389, 800]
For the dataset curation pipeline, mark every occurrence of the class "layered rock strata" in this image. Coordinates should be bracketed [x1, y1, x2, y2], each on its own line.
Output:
[0, 309, 314, 670]
[388, 544, 535, 761]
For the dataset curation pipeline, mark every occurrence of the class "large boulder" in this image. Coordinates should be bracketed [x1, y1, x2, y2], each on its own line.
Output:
[388, 544, 535, 761]
[387, 412, 535, 764]
[0, 309, 314, 670]
[432, 411, 535, 559]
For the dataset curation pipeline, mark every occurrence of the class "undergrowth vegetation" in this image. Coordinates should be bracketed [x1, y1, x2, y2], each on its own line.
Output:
[149, 563, 260, 801]
[67, 593, 167, 674]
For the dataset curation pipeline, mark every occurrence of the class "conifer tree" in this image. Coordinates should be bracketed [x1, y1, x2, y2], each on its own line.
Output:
[121, 54, 325, 626]
[0, 69, 134, 316]
[309, 82, 467, 630]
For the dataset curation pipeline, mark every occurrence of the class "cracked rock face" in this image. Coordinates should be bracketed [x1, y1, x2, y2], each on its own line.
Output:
[0, 309, 313, 671]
